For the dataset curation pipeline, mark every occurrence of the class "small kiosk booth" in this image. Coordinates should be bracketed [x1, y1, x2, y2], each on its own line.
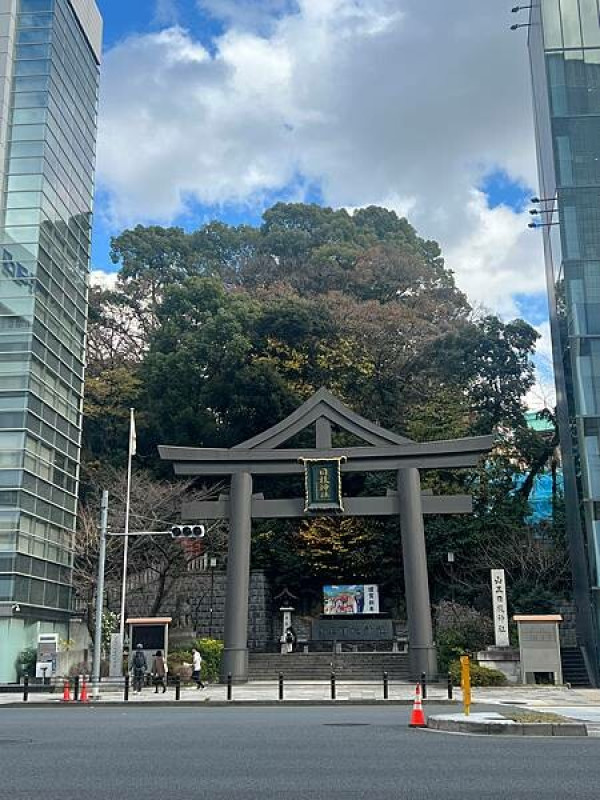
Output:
[514, 614, 563, 685]
[126, 617, 172, 670]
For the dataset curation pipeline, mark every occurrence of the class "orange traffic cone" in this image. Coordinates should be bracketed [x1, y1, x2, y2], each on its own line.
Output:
[80, 678, 89, 703]
[409, 683, 427, 728]
[61, 680, 71, 703]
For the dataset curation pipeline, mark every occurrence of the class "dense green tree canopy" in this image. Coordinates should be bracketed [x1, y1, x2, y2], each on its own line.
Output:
[83, 202, 567, 617]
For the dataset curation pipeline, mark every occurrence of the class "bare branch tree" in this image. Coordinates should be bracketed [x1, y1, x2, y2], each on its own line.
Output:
[75, 466, 225, 640]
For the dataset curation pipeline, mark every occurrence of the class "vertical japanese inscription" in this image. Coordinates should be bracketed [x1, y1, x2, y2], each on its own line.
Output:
[301, 458, 346, 512]
[491, 568, 510, 647]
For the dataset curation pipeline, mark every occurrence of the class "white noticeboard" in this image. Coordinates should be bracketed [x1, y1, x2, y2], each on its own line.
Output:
[109, 633, 123, 678]
[491, 569, 510, 647]
[363, 584, 380, 613]
[35, 661, 54, 679]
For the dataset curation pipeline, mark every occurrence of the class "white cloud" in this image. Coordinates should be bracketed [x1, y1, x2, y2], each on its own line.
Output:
[89, 270, 118, 291]
[198, 0, 298, 31]
[96, 0, 543, 318]
[154, 0, 179, 25]
[443, 190, 546, 319]
[525, 320, 557, 410]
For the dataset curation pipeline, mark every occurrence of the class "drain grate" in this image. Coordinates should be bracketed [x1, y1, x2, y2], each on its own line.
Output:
[323, 723, 371, 727]
[0, 739, 33, 745]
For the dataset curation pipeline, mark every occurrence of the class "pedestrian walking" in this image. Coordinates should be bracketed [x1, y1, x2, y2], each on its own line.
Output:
[285, 627, 296, 653]
[191, 647, 204, 689]
[131, 644, 147, 694]
[152, 650, 168, 694]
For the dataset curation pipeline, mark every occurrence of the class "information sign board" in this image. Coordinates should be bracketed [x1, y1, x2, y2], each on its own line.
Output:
[324, 584, 379, 615]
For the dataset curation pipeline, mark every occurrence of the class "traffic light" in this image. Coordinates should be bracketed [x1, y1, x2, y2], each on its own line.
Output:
[171, 524, 205, 539]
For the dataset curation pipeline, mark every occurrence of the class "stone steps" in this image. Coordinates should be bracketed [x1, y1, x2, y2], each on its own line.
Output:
[248, 653, 410, 681]
[561, 647, 591, 687]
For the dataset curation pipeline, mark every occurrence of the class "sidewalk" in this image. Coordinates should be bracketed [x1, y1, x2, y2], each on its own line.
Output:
[472, 686, 600, 707]
[0, 680, 447, 705]
[2, 681, 600, 707]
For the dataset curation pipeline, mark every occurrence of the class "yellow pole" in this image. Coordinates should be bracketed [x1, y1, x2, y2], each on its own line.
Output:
[460, 655, 471, 716]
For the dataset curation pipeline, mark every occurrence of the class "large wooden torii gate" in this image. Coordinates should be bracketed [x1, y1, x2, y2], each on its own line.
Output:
[160, 388, 493, 682]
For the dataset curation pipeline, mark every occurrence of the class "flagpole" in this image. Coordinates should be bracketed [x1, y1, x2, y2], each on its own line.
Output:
[118, 407, 135, 655]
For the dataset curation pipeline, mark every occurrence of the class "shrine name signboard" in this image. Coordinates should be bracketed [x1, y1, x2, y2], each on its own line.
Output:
[302, 458, 345, 512]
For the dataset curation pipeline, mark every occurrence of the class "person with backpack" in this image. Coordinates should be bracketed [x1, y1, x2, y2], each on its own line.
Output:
[131, 644, 148, 694]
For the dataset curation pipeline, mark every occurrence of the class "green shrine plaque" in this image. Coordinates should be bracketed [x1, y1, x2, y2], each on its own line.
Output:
[302, 458, 345, 512]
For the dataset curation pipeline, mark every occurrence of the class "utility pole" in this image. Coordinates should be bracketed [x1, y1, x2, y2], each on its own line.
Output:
[118, 408, 136, 652]
[92, 490, 109, 700]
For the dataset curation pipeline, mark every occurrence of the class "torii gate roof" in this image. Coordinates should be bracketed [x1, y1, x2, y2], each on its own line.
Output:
[159, 388, 493, 477]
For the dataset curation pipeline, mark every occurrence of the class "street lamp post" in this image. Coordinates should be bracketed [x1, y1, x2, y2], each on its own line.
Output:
[447, 551, 455, 604]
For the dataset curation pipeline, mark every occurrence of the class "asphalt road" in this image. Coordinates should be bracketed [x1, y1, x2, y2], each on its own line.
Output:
[1, 705, 600, 799]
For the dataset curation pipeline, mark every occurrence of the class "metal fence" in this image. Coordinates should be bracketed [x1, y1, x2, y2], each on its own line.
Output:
[0, 671, 455, 704]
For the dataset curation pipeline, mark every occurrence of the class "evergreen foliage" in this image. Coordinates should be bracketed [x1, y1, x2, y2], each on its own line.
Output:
[81, 203, 570, 620]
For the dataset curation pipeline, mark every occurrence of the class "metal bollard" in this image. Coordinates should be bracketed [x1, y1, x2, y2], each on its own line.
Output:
[227, 672, 233, 701]
[73, 675, 80, 703]
[420, 672, 427, 700]
[124, 674, 130, 702]
[175, 675, 181, 701]
[447, 672, 453, 700]
[278, 672, 284, 701]
[383, 671, 389, 701]
[330, 671, 336, 701]
[23, 675, 29, 703]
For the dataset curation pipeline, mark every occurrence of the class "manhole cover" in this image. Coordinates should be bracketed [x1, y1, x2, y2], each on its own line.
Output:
[323, 723, 371, 727]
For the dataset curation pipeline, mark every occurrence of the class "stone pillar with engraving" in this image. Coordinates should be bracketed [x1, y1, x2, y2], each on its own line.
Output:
[477, 568, 520, 682]
[491, 569, 510, 647]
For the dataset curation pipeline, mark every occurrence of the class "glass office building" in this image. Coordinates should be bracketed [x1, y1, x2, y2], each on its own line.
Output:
[528, 0, 600, 684]
[0, 0, 101, 681]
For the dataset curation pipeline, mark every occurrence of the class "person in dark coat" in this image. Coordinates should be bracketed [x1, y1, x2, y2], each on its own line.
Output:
[152, 650, 168, 694]
[285, 627, 297, 653]
[131, 644, 147, 694]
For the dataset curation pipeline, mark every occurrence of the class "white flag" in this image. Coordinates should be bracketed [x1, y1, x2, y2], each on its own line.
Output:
[129, 408, 136, 457]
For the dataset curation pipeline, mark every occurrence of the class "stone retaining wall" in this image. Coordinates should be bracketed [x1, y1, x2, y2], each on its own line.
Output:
[108, 569, 272, 650]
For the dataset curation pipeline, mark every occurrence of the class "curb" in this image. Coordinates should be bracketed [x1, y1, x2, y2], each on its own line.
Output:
[0, 698, 459, 710]
[428, 716, 588, 737]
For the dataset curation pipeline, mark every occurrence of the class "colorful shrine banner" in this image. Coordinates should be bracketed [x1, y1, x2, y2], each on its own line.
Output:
[323, 584, 380, 615]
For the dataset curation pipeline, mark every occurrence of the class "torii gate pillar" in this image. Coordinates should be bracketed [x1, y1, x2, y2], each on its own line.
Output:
[398, 468, 437, 680]
[222, 471, 253, 682]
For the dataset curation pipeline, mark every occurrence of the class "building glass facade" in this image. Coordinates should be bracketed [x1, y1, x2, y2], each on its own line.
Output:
[528, 0, 600, 683]
[0, 0, 100, 681]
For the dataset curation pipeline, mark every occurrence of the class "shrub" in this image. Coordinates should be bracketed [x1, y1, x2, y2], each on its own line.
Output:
[167, 648, 193, 678]
[168, 639, 224, 683]
[194, 638, 224, 683]
[449, 660, 507, 687]
[435, 602, 494, 672]
[16, 647, 37, 678]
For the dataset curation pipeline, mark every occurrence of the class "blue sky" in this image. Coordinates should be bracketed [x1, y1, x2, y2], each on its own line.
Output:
[97, 0, 219, 48]
[90, 0, 554, 405]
